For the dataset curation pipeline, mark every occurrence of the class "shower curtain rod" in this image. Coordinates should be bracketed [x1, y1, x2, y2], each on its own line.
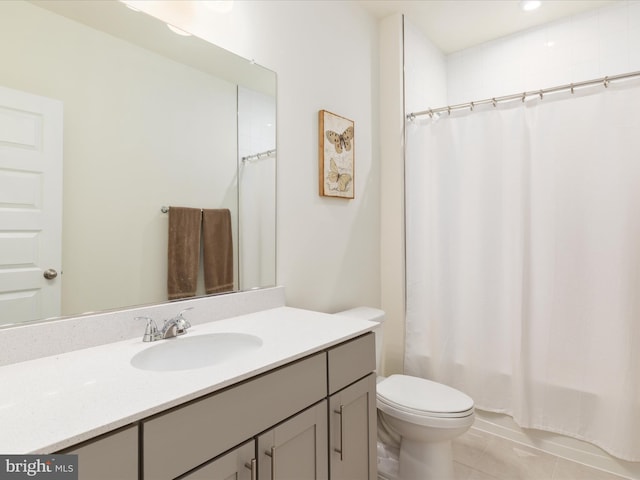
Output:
[241, 148, 276, 163]
[407, 70, 640, 120]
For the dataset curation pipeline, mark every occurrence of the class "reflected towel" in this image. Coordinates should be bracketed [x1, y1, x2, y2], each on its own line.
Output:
[202, 208, 234, 294]
[167, 207, 202, 300]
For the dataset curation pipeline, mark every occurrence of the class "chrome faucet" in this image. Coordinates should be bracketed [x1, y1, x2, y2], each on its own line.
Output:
[138, 307, 193, 342]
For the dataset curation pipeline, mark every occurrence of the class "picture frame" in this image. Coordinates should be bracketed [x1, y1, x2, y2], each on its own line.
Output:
[318, 110, 354, 199]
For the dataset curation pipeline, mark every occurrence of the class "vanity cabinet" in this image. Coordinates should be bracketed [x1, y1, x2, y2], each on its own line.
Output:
[61, 424, 138, 480]
[57, 332, 376, 480]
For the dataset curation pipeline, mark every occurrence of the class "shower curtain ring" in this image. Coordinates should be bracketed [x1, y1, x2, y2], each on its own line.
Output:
[428, 109, 434, 118]
[522, 92, 526, 102]
[470, 102, 474, 111]
[604, 76, 610, 88]
[539, 90, 544, 99]
[447, 106, 451, 115]
[570, 83, 575, 94]
[492, 98, 497, 107]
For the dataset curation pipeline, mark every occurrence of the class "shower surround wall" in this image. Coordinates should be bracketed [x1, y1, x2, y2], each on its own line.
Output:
[403, 2, 640, 478]
[447, 1, 640, 105]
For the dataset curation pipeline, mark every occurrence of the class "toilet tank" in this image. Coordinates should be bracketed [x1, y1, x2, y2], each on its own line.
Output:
[334, 307, 385, 373]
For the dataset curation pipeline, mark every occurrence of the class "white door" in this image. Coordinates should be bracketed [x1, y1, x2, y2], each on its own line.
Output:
[0, 85, 63, 326]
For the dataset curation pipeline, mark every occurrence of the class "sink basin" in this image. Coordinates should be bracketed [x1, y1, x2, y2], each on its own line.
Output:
[130, 333, 263, 372]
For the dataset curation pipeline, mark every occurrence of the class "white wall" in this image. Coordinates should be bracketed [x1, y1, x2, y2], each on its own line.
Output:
[379, 14, 406, 375]
[134, 1, 382, 312]
[404, 19, 448, 115]
[448, 1, 640, 105]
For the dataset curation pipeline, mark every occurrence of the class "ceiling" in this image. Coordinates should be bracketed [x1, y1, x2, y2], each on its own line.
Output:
[356, 0, 617, 54]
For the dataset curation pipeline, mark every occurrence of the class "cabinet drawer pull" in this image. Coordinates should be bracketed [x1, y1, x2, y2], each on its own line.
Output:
[334, 405, 344, 461]
[244, 458, 256, 480]
[265, 446, 276, 478]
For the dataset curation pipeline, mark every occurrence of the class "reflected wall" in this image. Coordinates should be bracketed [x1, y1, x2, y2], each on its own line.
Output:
[238, 86, 276, 291]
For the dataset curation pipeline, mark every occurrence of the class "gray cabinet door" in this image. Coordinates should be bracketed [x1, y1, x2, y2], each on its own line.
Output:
[257, 401, 328, 480]
[63, 425, 138, 480]
[181, 441, 255, 480]
[329, 373, 377, 480]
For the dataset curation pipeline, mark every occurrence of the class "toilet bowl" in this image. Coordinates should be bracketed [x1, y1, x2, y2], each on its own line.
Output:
[377, 374, 474, 479]
[335, 307, 475, 480]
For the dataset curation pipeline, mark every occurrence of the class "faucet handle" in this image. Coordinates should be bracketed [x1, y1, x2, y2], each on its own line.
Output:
[176, 307, 193, 328]
[136, 316, 158, 342]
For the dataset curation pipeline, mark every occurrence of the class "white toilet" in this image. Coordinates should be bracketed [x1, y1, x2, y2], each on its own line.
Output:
[336, 307, 474, 480]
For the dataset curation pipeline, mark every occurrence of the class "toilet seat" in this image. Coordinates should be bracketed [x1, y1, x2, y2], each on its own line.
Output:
[377, 375, 474, 427]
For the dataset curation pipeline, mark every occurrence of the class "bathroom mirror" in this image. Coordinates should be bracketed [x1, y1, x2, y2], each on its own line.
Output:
[0, 0, 276, 327]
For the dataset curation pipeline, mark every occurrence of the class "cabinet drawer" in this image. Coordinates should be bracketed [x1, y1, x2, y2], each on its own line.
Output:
[328, 333, 375, 394]
[143, 352, 327, 480]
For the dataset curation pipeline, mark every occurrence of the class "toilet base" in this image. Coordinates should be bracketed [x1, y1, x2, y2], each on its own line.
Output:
[398, 438, 454, 480]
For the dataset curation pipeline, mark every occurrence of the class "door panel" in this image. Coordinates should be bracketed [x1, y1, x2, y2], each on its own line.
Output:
[0, 85, 63, 325]
[330, 374, 377, 480]
[258, 401, 328, 480]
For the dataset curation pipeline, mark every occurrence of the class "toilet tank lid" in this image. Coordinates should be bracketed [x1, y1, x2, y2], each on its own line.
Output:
[334, 307, 385, 323]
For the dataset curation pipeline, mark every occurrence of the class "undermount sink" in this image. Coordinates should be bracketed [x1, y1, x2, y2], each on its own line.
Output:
[130, 333, 263, 372]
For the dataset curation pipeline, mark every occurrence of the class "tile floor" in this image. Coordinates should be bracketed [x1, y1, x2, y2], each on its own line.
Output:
[452, 428, 628, 480]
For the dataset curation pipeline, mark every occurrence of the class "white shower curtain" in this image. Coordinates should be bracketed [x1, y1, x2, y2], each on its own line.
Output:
[405, 80, 640, 461]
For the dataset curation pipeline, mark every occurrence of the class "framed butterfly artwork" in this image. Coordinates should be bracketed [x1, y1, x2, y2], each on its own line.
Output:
[318, 110, 354, 199]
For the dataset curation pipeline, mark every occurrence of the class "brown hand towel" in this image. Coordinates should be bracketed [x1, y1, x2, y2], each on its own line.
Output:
[202, 208, 234, 294]
[167, 207, 202, 300]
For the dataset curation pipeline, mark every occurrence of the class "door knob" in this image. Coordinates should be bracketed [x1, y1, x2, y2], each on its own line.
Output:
[43, 268, 58, 280]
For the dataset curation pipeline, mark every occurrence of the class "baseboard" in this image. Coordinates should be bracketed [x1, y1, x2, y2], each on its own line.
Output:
[472, 410, 640, 480]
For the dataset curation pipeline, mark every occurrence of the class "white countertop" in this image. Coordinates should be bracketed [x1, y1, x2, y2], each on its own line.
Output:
[0, 306, 375, 453]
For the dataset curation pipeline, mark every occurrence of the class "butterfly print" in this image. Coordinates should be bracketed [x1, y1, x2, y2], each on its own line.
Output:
[326, 126, 354, 154]
[327, 158, 352, 192]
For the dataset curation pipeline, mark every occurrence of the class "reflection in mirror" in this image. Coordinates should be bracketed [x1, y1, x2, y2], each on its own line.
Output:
[238, 86, 277, 290]
[0, 1, 276, 327]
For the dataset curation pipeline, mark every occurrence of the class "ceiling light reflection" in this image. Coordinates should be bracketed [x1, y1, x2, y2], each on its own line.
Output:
[520, 0, 541, 12]
[202, 1, 234, 14]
